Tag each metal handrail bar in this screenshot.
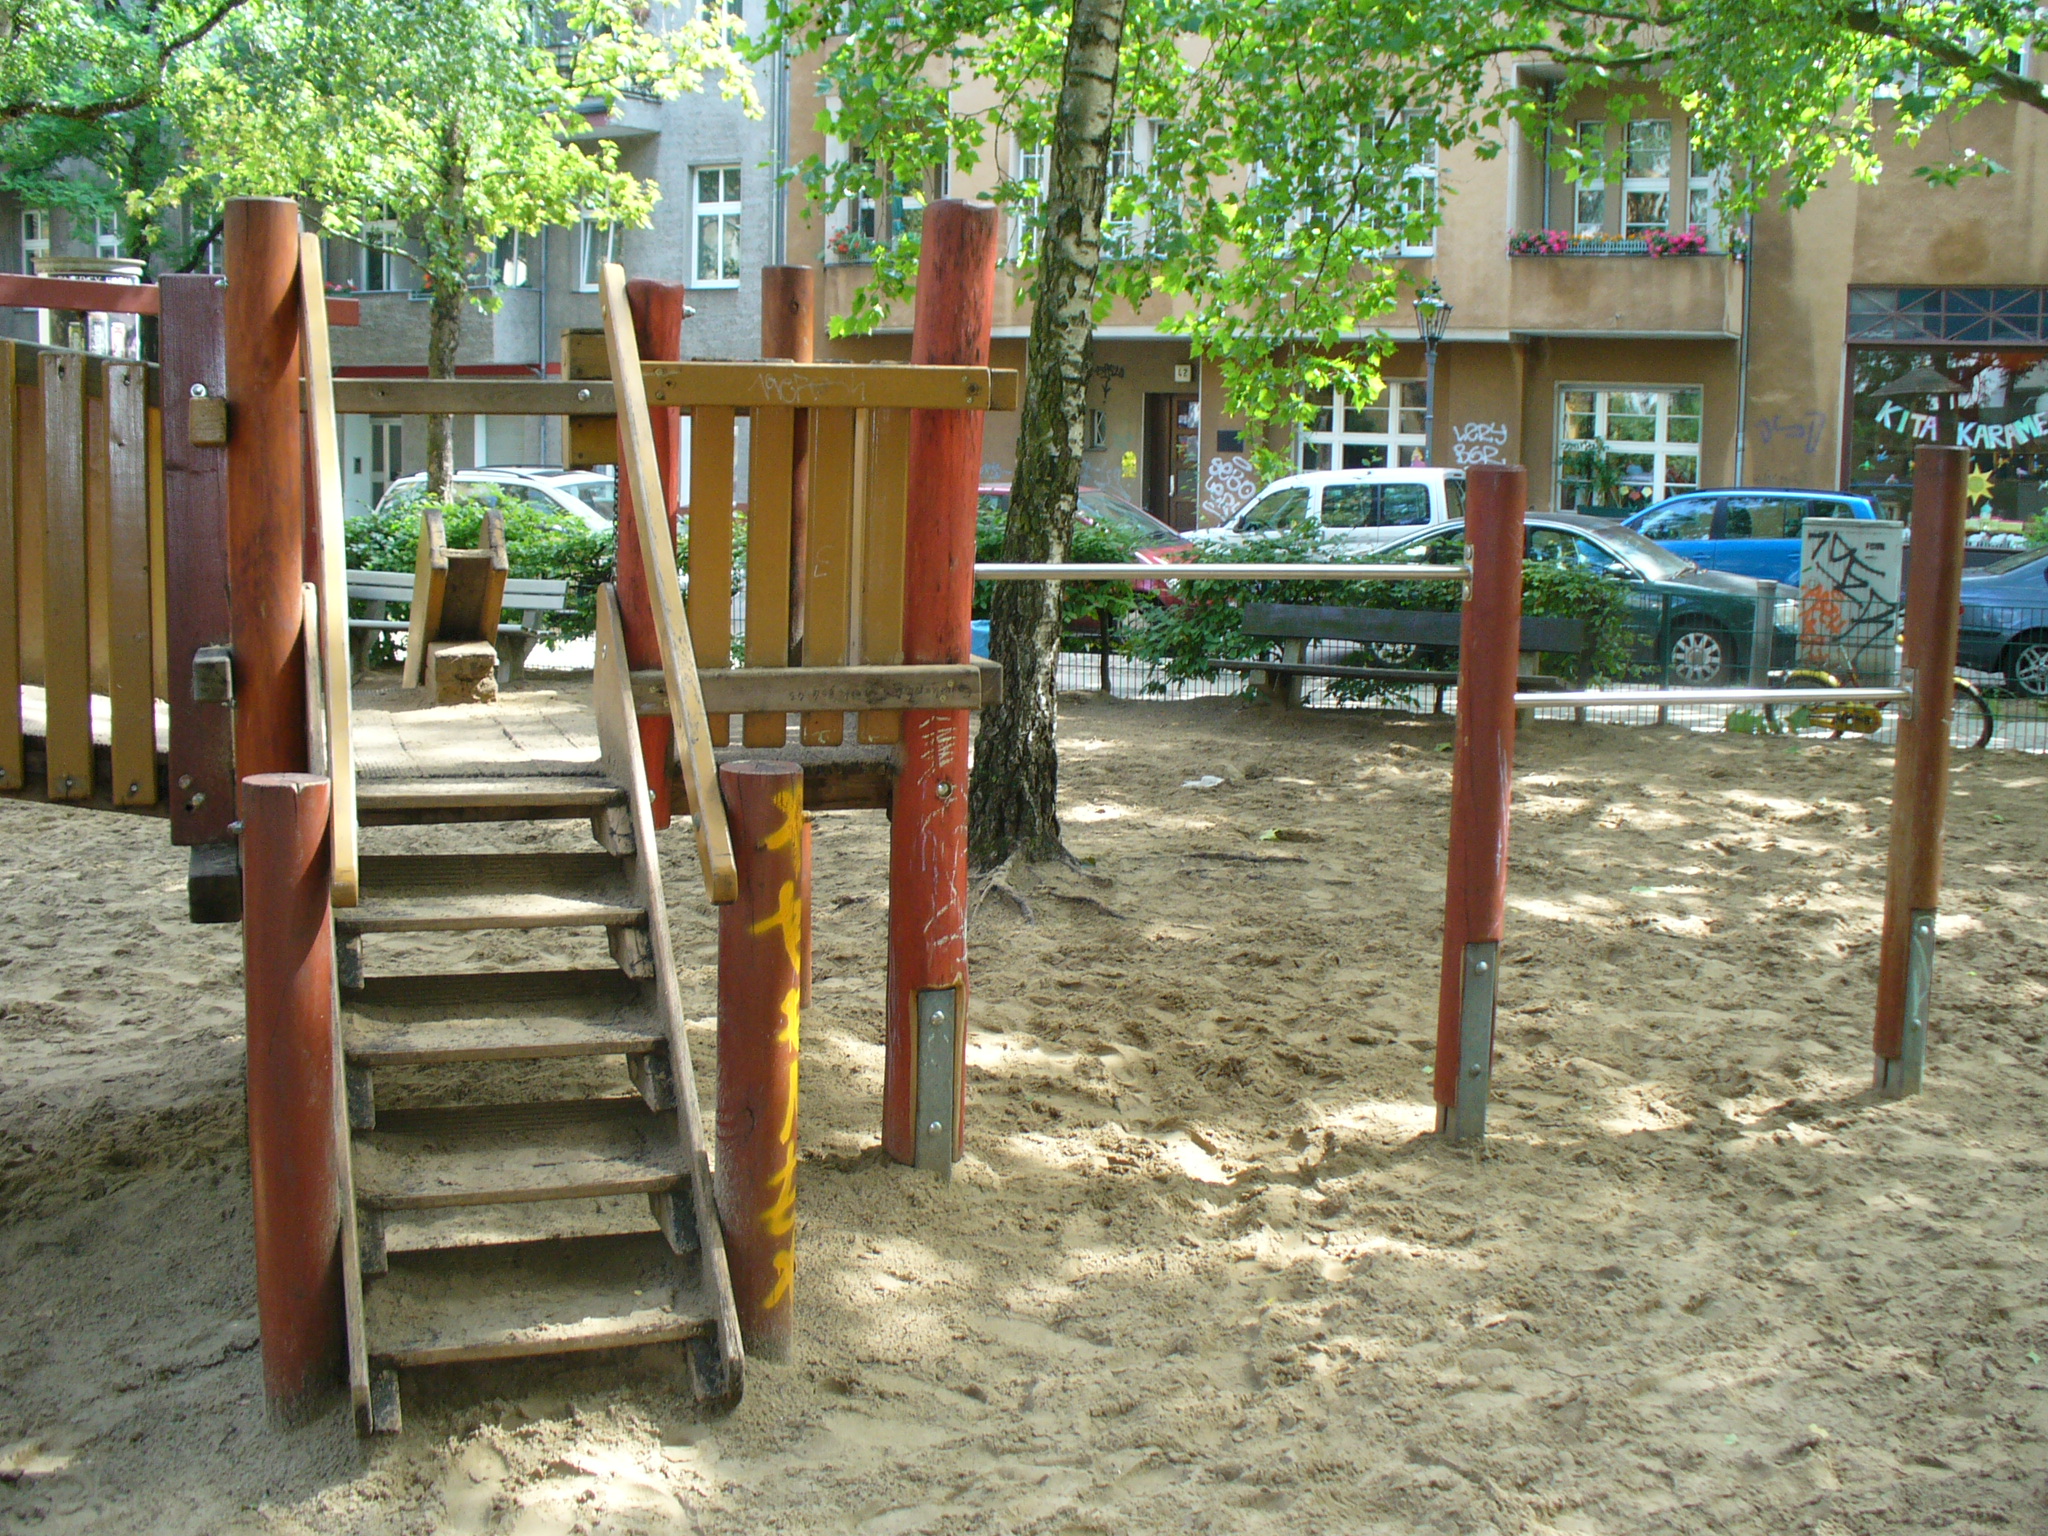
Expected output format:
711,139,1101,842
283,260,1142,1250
974,562,1467,581
1514,686,1909,708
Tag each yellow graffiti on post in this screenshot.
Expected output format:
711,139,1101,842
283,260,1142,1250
752,880,804,973
764,786,802,851
759,981,801,1314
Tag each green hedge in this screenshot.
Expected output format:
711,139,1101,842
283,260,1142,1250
1119,528,1638,693
973,503,1147,630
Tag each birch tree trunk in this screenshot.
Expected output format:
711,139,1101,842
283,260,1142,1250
424,131,465,497
967,0,1126,868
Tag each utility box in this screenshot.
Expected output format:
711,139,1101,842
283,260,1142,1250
1798,517,1904,683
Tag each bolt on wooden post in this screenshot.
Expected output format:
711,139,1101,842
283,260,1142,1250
716,761,807,1359
1435,464,1527,1142
241,771,342,1417
884,201,998,1175
1874,445,1969,1096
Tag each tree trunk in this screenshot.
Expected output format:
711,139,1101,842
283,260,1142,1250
967,0,1126,869
424,130,466,497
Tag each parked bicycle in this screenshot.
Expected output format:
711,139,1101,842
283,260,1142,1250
1763,664,1994,749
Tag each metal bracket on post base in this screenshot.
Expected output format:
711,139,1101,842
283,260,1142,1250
1877,910,1934,1097
1439,941,1498,1142
915,987,960,1178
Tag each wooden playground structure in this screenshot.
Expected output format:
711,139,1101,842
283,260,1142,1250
0,194,1972,1433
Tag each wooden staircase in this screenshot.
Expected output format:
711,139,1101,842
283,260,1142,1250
330,600,742,1432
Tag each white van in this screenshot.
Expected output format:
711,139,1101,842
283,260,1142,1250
1193,468,1467,555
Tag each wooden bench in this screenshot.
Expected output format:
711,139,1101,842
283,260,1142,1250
346,567,572,687
1219,602,1595,713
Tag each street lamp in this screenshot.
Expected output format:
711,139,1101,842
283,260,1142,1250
1413,279,1452,466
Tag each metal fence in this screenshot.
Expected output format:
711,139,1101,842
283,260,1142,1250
1054,599,2048,754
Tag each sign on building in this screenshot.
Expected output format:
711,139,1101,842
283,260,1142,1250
1798,518,1904,683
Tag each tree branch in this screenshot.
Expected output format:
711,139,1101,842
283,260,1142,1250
1841,5,2048,116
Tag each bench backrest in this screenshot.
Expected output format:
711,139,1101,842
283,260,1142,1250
1242,602,1587,654
346,567,571,611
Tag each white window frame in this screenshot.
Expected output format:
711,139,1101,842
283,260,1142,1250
1622,119,1673,237
21,208,50,271
1298,380,1429,471
1686,152,1728,248
1555,384,1702,512
1398,127,1439,258
1571,121,1606,236
94,213,121,260
361,217,409,293
692,165,743,287
1007,137,1049,262
576,217,617,292
492,230,529,288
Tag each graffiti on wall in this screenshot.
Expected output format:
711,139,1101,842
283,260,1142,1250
1798,518,1903,683
1756,410,1828,455
1201,454,1260,525
1450,421,1509,466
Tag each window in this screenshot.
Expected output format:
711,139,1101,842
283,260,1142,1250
1319,483,1373,528
494,231,529,288
21,209,49,271
1102,122,1139,257
1571,122,1606,236
693,166,742,285
1557,386,1702,512
1847,287,2048,344
362,217,409,292
1298,381,1427,470
1622,120,1672,236
1396,115,1439,257
94,214,121,259
1687,153,1728,247
1236,485,1310,532
1378,483,1431,526
1721,496,1807,540
577,218,617,291
1007,139,1049,262
1638,500,1714,540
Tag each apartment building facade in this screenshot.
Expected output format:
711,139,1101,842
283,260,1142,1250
791,62,2048,530
1,0,789,517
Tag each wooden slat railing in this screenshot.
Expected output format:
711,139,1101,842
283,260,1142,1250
299,233,360,905
599,262,740,905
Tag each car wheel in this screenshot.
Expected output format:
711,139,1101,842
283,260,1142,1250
1668,622,1733,687
2006,635,2048,699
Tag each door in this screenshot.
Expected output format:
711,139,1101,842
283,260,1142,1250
1144,392,1201,530
1635,496,1717,569
366,418,403,511
1715,494,1809,584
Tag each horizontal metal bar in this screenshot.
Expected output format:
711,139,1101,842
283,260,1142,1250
1514,686,1910,708
974,563,1467,581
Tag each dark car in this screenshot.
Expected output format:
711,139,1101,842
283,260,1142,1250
1624,490,1878,585
1377,512,1796,685
977,482,1194,562
1959,547,2048,698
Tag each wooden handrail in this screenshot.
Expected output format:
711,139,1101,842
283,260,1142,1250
0,272,362,326
599,262,739,905
297,234,360,906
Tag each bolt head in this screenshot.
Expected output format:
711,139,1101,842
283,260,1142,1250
928,1120,942,1134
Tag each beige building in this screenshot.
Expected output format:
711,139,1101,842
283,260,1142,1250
788,65,2048,529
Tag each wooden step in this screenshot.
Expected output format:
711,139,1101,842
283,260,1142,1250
353,1098,680,1211
356,776,625,826
344,970,663,1067
364,1232,714,1368
339,853,642,935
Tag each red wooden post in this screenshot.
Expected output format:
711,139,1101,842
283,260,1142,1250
240,771,342,1416
761,267,814,663
614,279,687,827
1874,445,1968,1096
1435,464,1527,1141
884,201,998,1172
223,198,310,798
716,760,806,1359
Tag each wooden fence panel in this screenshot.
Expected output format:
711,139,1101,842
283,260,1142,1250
856,407,910,745
41,351,90,799
688,404,736,748
801,407,858,746
86,370,110,698
106,362,155,806
742,404,795,748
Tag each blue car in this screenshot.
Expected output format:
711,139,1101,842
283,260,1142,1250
1959,547,2048,698
1624,490,1878,585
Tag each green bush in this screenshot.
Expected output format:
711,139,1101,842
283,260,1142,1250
973,501,1147,632
1120,529,1638,693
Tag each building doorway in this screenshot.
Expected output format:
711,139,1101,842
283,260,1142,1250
1144,392,1200,530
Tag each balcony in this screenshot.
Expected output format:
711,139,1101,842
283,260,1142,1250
1502,240,1744,339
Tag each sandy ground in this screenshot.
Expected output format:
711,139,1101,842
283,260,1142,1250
3,693,2048,1535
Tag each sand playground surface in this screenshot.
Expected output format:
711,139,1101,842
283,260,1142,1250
3,692,2047,1534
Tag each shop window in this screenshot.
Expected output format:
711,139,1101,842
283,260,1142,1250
1622,120,1672,236
1557,385,1702,512
1299,380,1428,470
1849,342,2048,522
